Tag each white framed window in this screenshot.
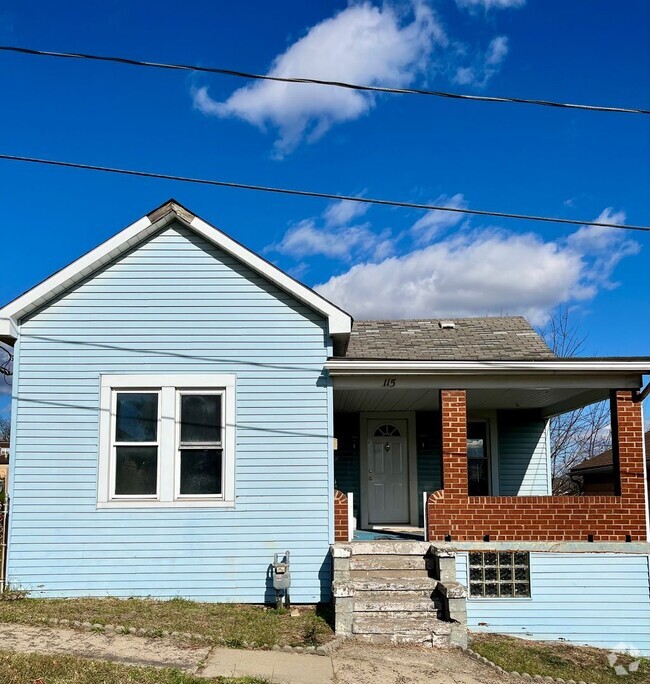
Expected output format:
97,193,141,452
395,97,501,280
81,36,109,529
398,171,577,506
98,375,236,508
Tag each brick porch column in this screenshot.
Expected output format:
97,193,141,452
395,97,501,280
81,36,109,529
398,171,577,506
440,390,468,498
611,390,646,505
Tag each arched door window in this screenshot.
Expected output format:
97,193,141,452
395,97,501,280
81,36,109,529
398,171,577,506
373,424,401,438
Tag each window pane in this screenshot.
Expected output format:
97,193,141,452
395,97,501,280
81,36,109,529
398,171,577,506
180,449,222,495
467,422,489,495
180,394,221,444
116,393,158,442
115,446,157,495
468,459,490,495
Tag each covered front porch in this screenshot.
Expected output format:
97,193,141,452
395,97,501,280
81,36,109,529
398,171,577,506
330,359,649,543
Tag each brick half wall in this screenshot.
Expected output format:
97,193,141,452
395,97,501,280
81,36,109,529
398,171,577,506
428,390,648,542
334,490,349,542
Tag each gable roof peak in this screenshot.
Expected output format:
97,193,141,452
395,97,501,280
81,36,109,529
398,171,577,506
147,198,197,225
0,200,352,341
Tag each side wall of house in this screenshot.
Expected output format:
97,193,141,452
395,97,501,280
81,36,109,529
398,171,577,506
8,222,332,602
457,551,650,655
497,413,550,495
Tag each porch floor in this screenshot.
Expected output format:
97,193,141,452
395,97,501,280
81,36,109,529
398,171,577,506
353,526,425,541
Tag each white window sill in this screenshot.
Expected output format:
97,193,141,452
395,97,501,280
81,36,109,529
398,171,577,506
97,500,235,510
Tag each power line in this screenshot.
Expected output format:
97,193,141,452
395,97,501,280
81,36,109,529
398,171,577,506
2,45,649,116
1,153,648,233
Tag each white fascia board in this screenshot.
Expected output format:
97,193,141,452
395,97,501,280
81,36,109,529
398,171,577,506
0,215,155,324
325,360,650,374
189,216,351,335
0,318,17,341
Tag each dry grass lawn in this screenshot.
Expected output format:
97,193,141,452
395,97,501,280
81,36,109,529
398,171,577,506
471,633,650,684
0,597,334,648
0,650,267,684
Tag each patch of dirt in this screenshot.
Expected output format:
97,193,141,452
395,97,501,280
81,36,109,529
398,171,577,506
332,640,513,684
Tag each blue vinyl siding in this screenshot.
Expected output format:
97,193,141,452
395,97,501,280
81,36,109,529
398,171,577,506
457,552,650,655
416,411,441,525
498,414,550,495
8,222,332,602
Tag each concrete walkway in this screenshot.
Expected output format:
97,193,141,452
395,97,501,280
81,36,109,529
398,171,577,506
0,623,508,684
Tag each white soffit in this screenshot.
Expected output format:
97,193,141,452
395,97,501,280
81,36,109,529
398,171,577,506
0,203,352,338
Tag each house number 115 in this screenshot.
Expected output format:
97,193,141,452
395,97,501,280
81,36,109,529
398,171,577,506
383,378,396,388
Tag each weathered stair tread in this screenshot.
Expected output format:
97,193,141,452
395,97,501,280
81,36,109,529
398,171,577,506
345,541,432,556
348,577,439,591
350,555,436,571
353,597,440,612
352,614,453,635
349,569,433,579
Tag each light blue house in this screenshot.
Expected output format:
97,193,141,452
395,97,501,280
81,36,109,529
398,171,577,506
1,200,649,654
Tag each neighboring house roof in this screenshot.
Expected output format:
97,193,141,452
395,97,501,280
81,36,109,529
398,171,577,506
571,430,650,474
0,199,352,341
342,316,556,361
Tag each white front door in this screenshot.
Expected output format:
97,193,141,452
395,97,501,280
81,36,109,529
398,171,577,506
367,419,409,524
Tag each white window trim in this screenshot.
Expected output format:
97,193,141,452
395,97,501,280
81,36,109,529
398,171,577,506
98,374,236,509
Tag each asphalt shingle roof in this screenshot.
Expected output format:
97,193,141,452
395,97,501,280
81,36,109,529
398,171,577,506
341,316,556,361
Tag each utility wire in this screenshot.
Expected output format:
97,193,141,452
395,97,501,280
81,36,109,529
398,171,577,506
2,45,649,116
1,153,648,233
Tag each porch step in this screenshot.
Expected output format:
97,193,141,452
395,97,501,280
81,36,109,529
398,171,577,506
352,632,451,646
345,541,431,555
354,595,442,613
349,568,433,579
350,555,436,571
353,613,452,637
346,577,439,592
333,542,467,648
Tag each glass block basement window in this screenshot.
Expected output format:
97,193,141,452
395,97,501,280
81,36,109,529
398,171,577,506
469,551,531,598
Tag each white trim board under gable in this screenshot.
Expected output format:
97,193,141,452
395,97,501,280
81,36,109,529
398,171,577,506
0,200,352,341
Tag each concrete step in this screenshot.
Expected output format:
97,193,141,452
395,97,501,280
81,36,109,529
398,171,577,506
352,613,452,636
350,555,435,571
345,541,432,556
349,568,433,580
353,596,440,613
346,577,439,592
353,632,451,647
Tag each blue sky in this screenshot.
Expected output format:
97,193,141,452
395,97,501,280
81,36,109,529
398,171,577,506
0,0,648,414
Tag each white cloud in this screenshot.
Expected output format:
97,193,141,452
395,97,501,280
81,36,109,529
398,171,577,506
567,208,640,290
456,0,526,10
323,198,369,227
453,36,509,88
193,2,445,156
485,35,509,66
269,199,393,262
314,209,638,325
410,193,467,243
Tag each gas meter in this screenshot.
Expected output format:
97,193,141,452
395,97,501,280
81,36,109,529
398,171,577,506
272,551,291,609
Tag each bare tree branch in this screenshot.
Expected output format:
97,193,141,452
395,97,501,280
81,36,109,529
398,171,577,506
541,306,611,495
0,343,12,385
0,417,9,442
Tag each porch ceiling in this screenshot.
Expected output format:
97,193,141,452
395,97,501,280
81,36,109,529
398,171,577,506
333,386,610,416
